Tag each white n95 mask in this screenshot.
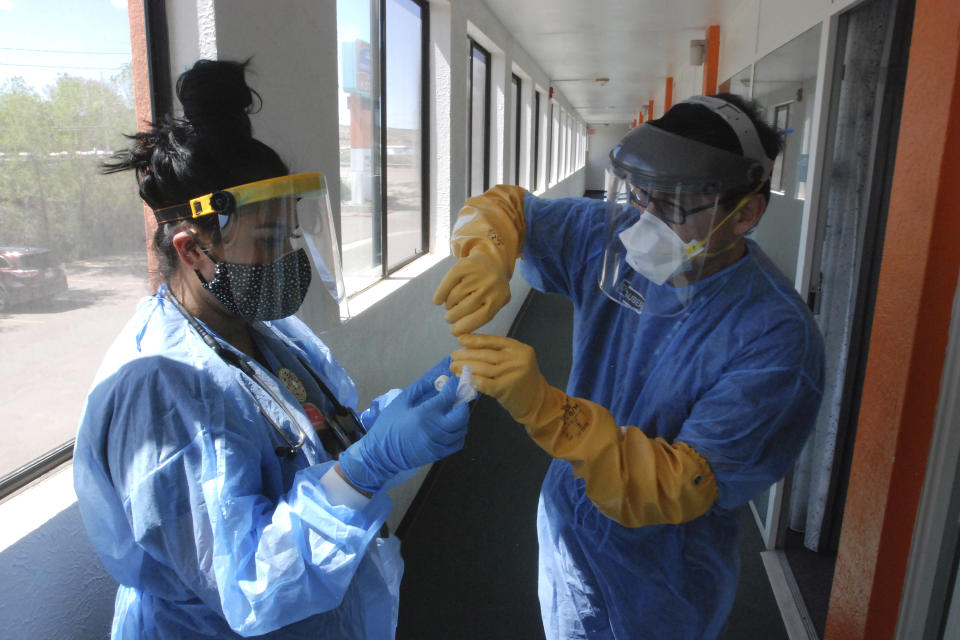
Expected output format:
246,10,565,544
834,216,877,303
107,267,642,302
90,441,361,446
618,211,705,286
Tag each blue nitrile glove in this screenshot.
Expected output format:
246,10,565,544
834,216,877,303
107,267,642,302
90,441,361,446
338,362,470,494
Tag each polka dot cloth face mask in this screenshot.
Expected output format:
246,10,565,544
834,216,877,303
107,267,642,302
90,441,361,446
200,248,313,321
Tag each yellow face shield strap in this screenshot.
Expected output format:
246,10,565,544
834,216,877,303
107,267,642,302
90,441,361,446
682,182,764,258
189,172,325,219
152,173,326,225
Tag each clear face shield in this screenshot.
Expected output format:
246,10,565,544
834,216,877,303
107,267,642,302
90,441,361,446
183,173,348,323
598,101,772,317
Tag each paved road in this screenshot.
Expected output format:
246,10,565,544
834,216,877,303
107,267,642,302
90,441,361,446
0,254,151,478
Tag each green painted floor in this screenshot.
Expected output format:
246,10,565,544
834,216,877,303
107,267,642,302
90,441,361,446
397,291,788,639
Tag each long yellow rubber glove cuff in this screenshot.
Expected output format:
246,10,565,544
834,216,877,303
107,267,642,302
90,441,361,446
523,386,718,527
433,185,527,335
453,333,718,528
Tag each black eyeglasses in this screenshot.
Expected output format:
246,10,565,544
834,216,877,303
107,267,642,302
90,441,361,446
629,187,720,225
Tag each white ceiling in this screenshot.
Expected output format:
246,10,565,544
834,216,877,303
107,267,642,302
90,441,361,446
482,0,730,125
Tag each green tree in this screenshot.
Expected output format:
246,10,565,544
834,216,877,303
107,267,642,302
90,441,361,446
0,70,142,261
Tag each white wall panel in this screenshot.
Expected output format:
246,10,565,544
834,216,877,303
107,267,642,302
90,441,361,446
755,0,829,60
719,0,761,83
585,124,629,192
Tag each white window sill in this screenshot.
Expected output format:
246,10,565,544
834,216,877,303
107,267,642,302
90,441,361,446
0,463,75,552
346,252,449,317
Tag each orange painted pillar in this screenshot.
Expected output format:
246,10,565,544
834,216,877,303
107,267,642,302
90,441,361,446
703,25,720,96
648,99,655,120
665,77,673,111
824,0,960,637
126,0,161,290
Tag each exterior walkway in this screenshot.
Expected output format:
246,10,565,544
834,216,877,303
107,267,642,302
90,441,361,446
397,290,789,639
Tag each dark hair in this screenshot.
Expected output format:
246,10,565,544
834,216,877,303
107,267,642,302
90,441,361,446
650,93,782,203
102,59,289,281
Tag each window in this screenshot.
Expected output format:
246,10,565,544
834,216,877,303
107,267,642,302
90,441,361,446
557,108,564,180
770,103,789,194
511,73,521,185
531,90,541,191
468,39,491,197
384,0,428,270
547,101,555,185
550,102,560,184
0,0,144,491
336,0,429,294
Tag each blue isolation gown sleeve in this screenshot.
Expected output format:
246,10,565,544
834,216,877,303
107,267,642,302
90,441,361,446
76,339,395,637
517,193,609,303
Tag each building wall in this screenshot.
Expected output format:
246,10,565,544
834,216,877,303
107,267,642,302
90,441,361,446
585,123,630,193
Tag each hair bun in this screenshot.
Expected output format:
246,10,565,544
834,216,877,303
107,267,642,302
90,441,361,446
177,59,257,137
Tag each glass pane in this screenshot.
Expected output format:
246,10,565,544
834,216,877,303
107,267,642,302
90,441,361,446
551,103,559,184
469,43,489,197
750,25,821,283
385,0,423,269
547,103,556,184
512,75,520,185
531,91,540,190
337,0,381,294
0,0,143,478
558,108,563,178
754,485,770,523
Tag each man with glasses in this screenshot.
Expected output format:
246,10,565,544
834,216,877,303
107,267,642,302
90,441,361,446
433,94,825,639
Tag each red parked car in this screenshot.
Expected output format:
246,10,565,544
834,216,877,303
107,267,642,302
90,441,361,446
0,247,69,312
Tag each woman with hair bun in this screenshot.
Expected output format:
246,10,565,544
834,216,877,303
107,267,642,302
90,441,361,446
73,59,471,639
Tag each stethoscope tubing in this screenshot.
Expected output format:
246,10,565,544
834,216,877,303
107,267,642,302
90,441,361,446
164,290,323,458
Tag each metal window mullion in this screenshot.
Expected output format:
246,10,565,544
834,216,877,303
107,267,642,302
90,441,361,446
378,0,389,277
533,91,539,191
0,440,74,501
482,45,491,192
418,0,429,254
468,40,475,196
513,74,521,185
143,0,172,121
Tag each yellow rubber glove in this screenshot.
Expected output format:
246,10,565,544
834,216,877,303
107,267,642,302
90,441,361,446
433,185,527,336
452,334,719,527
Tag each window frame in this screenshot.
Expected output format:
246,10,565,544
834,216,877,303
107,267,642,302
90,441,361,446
0,0,167,501
547,101,557,185
770,102,790,195
531,90,540,191
512,73,521,185
376,0,431,274
467,38,491,196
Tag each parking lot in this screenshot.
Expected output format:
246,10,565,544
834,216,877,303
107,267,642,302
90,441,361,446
0,254,151,478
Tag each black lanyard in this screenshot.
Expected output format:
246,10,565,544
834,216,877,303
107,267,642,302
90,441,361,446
164,290,365,457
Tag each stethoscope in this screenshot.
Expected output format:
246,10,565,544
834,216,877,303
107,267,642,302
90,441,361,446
164,290,366,458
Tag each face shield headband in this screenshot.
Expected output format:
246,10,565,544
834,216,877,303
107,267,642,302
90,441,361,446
156,172,349,324
608,97,773,197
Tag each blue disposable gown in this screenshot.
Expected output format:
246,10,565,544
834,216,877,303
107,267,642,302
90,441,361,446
518,194,825,639
74,288,403,638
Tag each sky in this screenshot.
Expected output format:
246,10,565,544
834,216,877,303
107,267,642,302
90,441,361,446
0,0,419,130
0,0,131,93
337,0,421,130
